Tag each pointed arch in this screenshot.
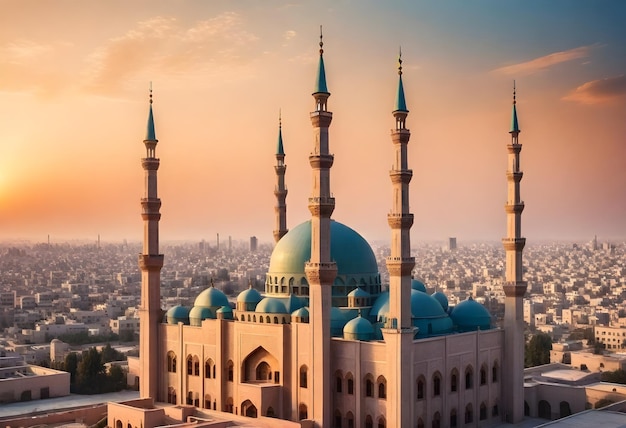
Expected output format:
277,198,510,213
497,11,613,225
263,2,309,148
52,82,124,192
299,403,308,420
167,351,177,373
449,408,457,428
465,365,473,389
334,409,342,428
480,363,488,385
417,375,425,400
432,411,441,428
226,360,234,382
480,401,487,420
242,346,279,383
377,415,386,428
364,373,374,397
241,399,257,418
432,371,442,396
450,368,459,392
492,360,500,383
464,403,473,424
205,358,214,379
377,375,387,399
300,365,308,388
335,370,343,393
346,411,354,428
365,415,373,428
346,372,354,394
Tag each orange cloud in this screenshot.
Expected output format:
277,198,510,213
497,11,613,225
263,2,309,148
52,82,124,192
563,75,626,105
83,13,259,94
492,45,596,76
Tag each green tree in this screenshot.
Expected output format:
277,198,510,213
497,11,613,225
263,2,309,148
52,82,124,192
101,343,123,363
64,352,79,384
601,369,626,384
108,365,127,390
525,332,552,367
77,347,105,392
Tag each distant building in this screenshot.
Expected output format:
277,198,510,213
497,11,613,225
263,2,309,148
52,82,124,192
449,237,457,251
250,236,258,252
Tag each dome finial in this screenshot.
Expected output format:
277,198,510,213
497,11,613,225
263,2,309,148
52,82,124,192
510,81,520,133
513,80,516,105
398,46,403,76
319,25,324,55
149,81,153,104
279,108,282,128
210,278,214,288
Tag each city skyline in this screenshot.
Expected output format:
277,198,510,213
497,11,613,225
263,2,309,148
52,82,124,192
1,1,625,243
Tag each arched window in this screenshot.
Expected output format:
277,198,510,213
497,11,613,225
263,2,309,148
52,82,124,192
204,394,211,409
492,361,499,383
432,412,440,428
346,412,354,428
465,366,473,389
336,373,343,393
186,355,193,375
266,316,271,323
377,375,387,399
433,372,441,396
299,403,308,420
167,351,177,373
187,391,193,405
267,406,275,417
260,316,263,323
334,409,342,428
417,376,425,400
257,361,271,381
493,401,500,417
365,375,374,397
377,416,386,428
274,316,279,324
365,415,373,428
450,408,457,428
480,364,487,385
167,386,176,404
417,418,424,428
560,401,572,418
300,365,308,388
213,364,216,378
194,356,200,376
227,360,234,382
465,404,473,424
346,372,354,394
450,369,458,392
480,402,487,420
205,359,212,378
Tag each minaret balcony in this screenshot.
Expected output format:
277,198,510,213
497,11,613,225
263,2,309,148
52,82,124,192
387,213,414,229
305,261,338,284
502,238,526,251
385,257,416,276
506,144,522,154
308,196,335,217
506,171,523,181
274,165,286,174
141,158,160,170
389,169,413,184
309,110,333,127
141,198,162,212
504,202,524,214
309,153,334,169
502,281,528,297
138,254,164,270
391,129,411,143
274,189,288,198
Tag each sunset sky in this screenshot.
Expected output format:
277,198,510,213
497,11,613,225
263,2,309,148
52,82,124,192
1,0,625,245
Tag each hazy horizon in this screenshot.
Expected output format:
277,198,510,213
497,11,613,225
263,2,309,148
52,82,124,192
1,1,625,244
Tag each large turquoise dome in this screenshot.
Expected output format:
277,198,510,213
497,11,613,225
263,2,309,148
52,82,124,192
265,220,381,304
450,297,493,332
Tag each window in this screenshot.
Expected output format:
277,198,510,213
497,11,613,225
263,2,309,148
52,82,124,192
450,409,457,428
347,376,354,394
227,361,234,382
194,357,200,376
346,412,354,428
205,359,213,378
365,415,373,428
187,355,193,375
299,403,308,420
465,367,473,389
417,377,425,399
493,403,499,417
167,352,177,373
377,376,387,399
433,373,441,396
300,365,308,388
432,412,440,428
492,361,499,383
365,377,374,397
417,418,424,428
336,376,342,393
377,416,386,428
480,365,487,385
465,404,473,424
334,410,342,428
451,371,458,392
480,402,487,420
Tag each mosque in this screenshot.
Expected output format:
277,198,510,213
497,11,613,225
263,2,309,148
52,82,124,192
134,33,527,428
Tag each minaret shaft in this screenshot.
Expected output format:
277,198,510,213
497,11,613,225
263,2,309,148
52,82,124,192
502,89,526,423
139,102,164,402
304,33,336,427
384,59,415,428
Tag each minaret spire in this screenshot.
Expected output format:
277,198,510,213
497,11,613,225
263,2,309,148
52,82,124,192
304,27,336,428
273,110,288,243
138,84,164,401
502,82,527,423
384,50,416,428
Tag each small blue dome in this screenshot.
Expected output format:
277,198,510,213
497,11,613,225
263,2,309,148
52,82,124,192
348,287,370,298
237,287,262,304
256,297,288,314
343,315,374,341
194,285,229,309
432,291,449,312
291,306,309,319
216,305,234,320
411,279,427,292
450,297,493,332
189,306,214,326
166,305,190,325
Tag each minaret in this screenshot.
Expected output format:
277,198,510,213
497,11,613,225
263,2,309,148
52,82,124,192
384,49,416,427
273,111,288,243
304,27,336,428
502,82,527,423
138,85,164,401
